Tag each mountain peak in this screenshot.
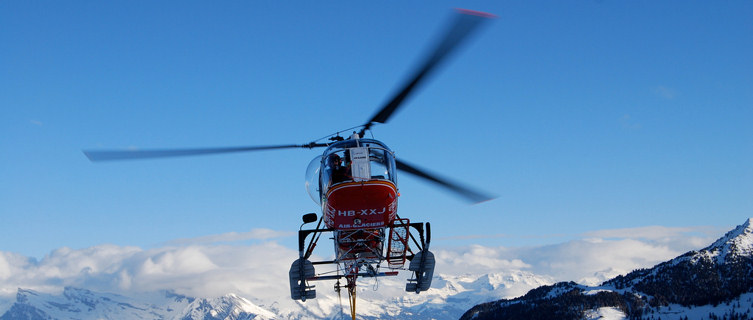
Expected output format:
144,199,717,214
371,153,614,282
15,289,38,304
703,218,753,261
462,219,753,320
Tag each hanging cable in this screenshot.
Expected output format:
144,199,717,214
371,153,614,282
335,278,345,320
349,286,357,320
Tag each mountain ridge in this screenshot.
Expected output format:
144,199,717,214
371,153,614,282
461,218,753,320
0,270,551,320
1,219,749,319
0,286,277,320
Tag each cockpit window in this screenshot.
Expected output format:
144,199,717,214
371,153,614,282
369,148,392,181
320,139,397,194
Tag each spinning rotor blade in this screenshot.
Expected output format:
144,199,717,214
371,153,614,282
360,9,495,136
396,159,494,204
84,143,327,162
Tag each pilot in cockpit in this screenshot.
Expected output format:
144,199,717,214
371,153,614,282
329,153,351,184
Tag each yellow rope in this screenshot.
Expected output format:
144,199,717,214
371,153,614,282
349,287,357,320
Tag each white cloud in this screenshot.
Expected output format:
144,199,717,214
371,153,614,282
435,224,724,285
0,242,300,300
0,224,726,302
139,246,218,275
519,238,677,284
434,245,530,276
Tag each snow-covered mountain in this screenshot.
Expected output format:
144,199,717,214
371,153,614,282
461,218,753,320
0,287,276,320
0,219,743,319
0,270,551,320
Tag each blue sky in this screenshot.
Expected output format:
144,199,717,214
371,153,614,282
1,1,752,259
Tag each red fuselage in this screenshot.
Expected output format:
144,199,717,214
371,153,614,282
324,180,398,230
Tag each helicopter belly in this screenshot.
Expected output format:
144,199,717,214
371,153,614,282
324,180,397,230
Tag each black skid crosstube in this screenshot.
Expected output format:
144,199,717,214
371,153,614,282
289,217,435,301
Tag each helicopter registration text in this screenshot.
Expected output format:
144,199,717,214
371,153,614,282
324,180,398,230
336,208,387,217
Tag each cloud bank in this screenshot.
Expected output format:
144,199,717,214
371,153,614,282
0,225,725,301
0,242,298,299
437,224,724,284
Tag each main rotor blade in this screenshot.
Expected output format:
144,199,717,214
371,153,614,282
84,143,327,162
361,9,495,135
395,158,495,204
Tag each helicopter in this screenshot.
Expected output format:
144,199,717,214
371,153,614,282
84,8,495,320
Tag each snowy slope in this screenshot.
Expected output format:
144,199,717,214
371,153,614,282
0,287,275,320
461,218,753,320
705,217,753,262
